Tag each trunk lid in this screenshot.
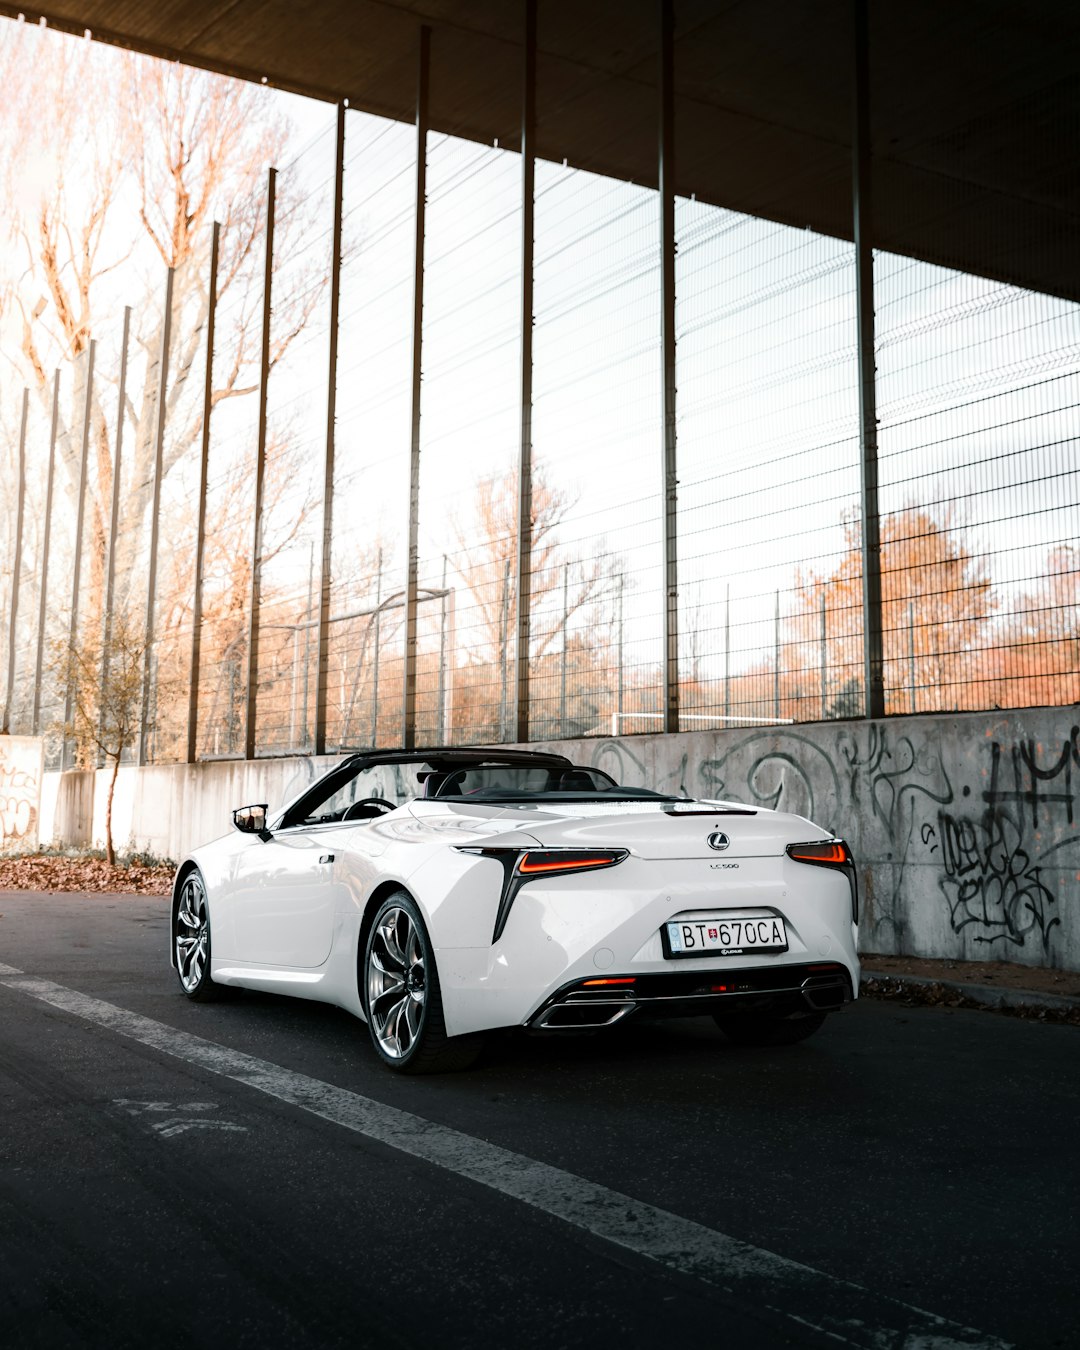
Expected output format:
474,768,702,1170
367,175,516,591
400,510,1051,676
502,800,831,860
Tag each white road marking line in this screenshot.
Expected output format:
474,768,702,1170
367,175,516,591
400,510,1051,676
0,965,1010,1350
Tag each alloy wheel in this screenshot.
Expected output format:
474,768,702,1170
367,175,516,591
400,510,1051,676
367,906,426,1059
175,873,210,993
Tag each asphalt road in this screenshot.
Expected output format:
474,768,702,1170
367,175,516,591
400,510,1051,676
0,892,1076,1350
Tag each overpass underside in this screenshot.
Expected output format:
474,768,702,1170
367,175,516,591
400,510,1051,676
6,0,1078,301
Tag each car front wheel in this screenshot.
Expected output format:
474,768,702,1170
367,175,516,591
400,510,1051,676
363,892,485,1074
174,868,221,1001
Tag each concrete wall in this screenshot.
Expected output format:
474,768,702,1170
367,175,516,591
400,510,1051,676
0,736,45,850
40,756,330,862
38,705,1080,970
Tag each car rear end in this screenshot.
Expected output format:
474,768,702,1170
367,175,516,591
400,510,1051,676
436,801,859,1039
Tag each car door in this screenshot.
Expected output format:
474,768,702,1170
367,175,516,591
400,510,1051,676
228,825,344,968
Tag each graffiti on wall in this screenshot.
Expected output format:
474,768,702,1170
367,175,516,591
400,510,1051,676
572,717,1080,960
0,736,44,851
931,729,1078,952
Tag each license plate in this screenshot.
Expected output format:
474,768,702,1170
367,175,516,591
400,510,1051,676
663,915,788,958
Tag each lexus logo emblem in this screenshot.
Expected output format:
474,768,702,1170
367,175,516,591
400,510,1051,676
707,832,730,851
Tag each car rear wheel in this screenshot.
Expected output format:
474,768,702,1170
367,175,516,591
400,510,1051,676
174,868,222,1001
713,1009,827,1046
363,892,486,1074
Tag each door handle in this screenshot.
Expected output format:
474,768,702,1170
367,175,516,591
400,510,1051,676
319,854,335,864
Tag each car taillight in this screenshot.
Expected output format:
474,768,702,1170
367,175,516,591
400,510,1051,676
455,846,629,943
786,839,858,925
518,850,626,876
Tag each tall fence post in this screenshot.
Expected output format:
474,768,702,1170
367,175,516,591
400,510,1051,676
617,572,625,731
402,26,430,751
514,0,537,746
140,270,174,765
559,561,569,733
100,307,131,756
724,583,731,723
316,103,347,757
853,0,885,719
773,588,781,720
437,554,449,741
2,388,29,734
245,170,276,761
187,224,220,764
64,340,96,769
32,369,61,736
659,0,680,735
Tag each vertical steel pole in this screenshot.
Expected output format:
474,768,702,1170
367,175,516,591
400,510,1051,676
64,340,96,767
617,572,625,729
854,0,885,719
559,561,569,734
187,224,220,764
723,583,730,723
2,389,29,734
402,26,430,750
820,590,827,719
139,270,174,765
773,588,780,720
437,553,448,742
659,0,680,735
245,170,276,761
514,0,537,745
301,541,313,747
316,103,346,756
32,370,61,735
445,582,456,741
100,306,131,754
371,548,383,746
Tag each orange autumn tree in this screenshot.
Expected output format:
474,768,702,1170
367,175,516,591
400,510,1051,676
990,545,1080,707
789,506,997,715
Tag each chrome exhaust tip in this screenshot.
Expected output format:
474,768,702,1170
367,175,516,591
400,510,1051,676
533,1001,637,1030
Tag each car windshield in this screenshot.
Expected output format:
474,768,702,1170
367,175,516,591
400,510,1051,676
279,755,676,827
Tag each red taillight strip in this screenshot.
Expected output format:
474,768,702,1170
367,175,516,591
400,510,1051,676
786,839,858,925
786,841,850,866
582,977,636,987
518,852,619,874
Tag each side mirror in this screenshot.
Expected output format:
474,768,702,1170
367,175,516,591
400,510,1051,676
233,804,270,838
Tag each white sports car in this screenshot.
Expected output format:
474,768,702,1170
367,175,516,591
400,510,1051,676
171,747,859,1072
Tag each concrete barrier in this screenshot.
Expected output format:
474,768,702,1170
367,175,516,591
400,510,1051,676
0,736,45,851
36,705,1080,971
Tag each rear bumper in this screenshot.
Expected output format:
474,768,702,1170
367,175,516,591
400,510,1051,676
527,961,853,1032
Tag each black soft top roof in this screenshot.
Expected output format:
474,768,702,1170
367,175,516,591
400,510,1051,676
338,746,574,772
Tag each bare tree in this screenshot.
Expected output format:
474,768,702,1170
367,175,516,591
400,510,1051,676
56,606,176,863
0,24,327,624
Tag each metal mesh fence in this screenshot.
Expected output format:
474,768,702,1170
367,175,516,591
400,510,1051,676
328,111,417,751
416,132,522,745
873,252,1080,714
1,4,1077,764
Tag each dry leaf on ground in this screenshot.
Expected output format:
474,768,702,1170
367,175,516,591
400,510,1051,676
0,856,173,895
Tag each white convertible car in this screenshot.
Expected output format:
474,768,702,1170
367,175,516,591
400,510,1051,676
171,747,859,1072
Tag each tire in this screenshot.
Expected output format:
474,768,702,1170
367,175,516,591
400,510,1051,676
713,1009,827,1047
173,868,222,1002
363,892,486,1074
